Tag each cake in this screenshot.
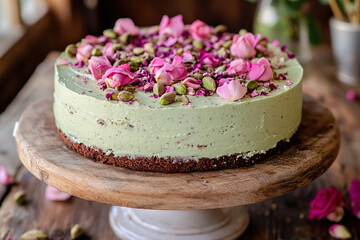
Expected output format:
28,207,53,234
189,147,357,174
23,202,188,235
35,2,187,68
53,15,303,173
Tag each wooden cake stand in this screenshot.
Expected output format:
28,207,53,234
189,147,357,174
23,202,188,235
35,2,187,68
14,97,340,240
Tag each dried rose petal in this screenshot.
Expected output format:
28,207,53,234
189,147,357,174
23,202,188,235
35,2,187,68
0,166,13,186
216,80,247,102
326,205,345,222
45,185,71,201
349,179,360,219
329,224,352,239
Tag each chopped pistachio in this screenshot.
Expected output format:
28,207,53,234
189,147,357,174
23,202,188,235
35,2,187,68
215,65,226,72
159,91,176,105
70,224,84,239
239,29,248,35
117,91,135,102
91,48,102,56
214,25,227,34
130,56,143,64
65,44,77,57
21,229,48,240
14,190,26,205
173,83,187,95
202,77,216,91
133,47,144,55
153,83,165,96
193,41,204,50
120,33,130,43
223,40,232,49
246,80,258,90
103,29,117,39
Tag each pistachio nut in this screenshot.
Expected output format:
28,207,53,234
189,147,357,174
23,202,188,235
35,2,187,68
21,230,48,240
133,47,144,55
177,94,190,104
143,43,155,54
130,56,143,64
117,91,135,102
223,40,232,49
153,83,165,96
173,83,187,95
104,89,119,100
14,190,26,205
91,48,102,56
70,224,84,239
192,41,204,50
112,43,122,51
245,80,258,90
65,44,77,57
214,25,227,34
217,48,227,58
103,29,117,39
159,91,177,105
120,33,130,43
202,77,216,91
215,65,226,72
239,29,248,36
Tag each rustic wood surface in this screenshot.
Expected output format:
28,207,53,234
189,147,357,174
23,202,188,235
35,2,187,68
0,47,359,239
14,97,339,210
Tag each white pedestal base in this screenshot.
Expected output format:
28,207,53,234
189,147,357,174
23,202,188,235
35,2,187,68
109,206,249,240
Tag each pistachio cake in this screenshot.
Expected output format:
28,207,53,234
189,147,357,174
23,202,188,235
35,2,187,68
53,15,303,173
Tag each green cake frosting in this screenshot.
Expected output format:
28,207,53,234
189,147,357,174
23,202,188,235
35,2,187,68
53,54,302,159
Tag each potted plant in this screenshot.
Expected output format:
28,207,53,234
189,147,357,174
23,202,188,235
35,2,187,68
328,0,360,85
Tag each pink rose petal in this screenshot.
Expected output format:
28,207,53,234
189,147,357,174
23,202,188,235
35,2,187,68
57,58,70,66
216,80,247,101
114,18,139,35
159,15,184,38
45,185,71,201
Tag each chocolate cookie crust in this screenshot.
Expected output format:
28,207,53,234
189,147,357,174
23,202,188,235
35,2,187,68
57,128,294,173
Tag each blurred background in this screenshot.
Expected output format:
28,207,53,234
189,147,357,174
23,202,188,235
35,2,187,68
0,0,334,114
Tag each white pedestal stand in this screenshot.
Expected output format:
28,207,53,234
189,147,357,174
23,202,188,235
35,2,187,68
109,206,249,240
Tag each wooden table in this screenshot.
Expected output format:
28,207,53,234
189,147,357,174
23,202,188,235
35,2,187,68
0,47,359,239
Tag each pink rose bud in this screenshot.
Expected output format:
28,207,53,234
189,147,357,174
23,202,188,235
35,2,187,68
101,64,136,88
159,15,184,37
113,18,139,35
272,39,280,47
0,166,13,186
329,224,352,239
326,205,345,222
45,185,71,201
88,56,112,80
76,43,94,61
102,42,115,57
227,58,251,75
216,80,247,101
199,51,219,67
230,33,260,59
346,90,356,101
189,19,213,41
182,77,202,89
308,186,346,220
349,178,360,219
248,57,273,81
149,57,167,74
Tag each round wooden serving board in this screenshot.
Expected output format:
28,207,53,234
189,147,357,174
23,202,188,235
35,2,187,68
14,97,340,210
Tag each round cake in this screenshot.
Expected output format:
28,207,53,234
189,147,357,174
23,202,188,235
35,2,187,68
53,15,303,173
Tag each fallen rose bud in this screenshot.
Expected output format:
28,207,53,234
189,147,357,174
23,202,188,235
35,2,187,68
45,185,71,201
0,166,13,186
328,224,352,239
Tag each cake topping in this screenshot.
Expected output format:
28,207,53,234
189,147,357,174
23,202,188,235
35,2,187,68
61,15,296,105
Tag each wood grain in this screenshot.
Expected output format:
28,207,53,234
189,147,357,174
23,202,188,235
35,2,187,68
14,97,340,210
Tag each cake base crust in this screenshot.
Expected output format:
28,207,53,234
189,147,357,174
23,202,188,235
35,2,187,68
57,128,294,173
